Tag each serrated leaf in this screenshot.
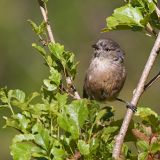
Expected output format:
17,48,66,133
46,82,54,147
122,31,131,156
12,134,35,143
78,140,90,155
8,89,25,103
5,113,30,132
104,4,144,31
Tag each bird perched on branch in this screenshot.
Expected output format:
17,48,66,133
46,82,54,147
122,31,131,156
83,39,126,102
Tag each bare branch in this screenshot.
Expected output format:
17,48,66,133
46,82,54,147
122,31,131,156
144,71,160,91
155,6,160,18
112,31,160,159
38,0,55,43
37,0,81,100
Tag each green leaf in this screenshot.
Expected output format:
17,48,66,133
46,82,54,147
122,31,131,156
50,139,67,160
8,89,25,103
32,123,50,150
138,152,148,160
57,99,88,139
135,107,159,126
48,42,64,60
0,87,8,104
101,126,118,142
89,138,100,152
28,20,46,35
78,140,90,155
132,0,156,14
55,93,68,108
43,79,57,91
136,107,158,118
104,4,144,31
137,140,149,152
26,92,40,104
32,43,47,56
151,142,160,154
12,134,35,143
11,142,46,160
4,113,30,132
49,67,61,86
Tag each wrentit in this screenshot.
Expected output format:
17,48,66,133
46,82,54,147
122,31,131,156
83,39,126,101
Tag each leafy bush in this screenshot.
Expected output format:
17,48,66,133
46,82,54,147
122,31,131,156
1,0,160,159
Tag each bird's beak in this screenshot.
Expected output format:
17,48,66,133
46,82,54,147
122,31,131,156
92,44,99,50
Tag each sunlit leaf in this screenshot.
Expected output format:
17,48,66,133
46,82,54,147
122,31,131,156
32,123,50,150
8,89,25,103
104,4,144,31
11,142,46,160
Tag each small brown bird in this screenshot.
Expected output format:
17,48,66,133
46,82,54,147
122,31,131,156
83,39,126,101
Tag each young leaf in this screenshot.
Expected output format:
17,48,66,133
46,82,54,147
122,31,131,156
48,42,64,60
78,140,90,155
104,4,144,31
8,89,26,103
28,20,46,35
32,43,47,57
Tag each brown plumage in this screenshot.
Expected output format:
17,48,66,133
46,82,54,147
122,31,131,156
83,39,126,101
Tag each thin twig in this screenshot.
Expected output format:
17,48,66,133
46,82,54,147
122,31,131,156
112,31,160,159
144,71,160,91
38,0,55,43
37,0,81,100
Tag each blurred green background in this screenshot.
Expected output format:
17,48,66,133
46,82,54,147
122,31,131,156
0,0,160,159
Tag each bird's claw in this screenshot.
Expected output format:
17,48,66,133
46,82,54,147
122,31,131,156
126,103,137,112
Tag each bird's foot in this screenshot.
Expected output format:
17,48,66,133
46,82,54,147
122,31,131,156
126,102,137,112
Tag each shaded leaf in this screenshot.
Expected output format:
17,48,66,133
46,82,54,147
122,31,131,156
57,99,88,139
78,140,90,155
32,43,47,56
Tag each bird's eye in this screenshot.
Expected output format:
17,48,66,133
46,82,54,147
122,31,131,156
105,47,111,51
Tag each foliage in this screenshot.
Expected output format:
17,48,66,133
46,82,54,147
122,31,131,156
0,0,160,159
103,0,160,34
